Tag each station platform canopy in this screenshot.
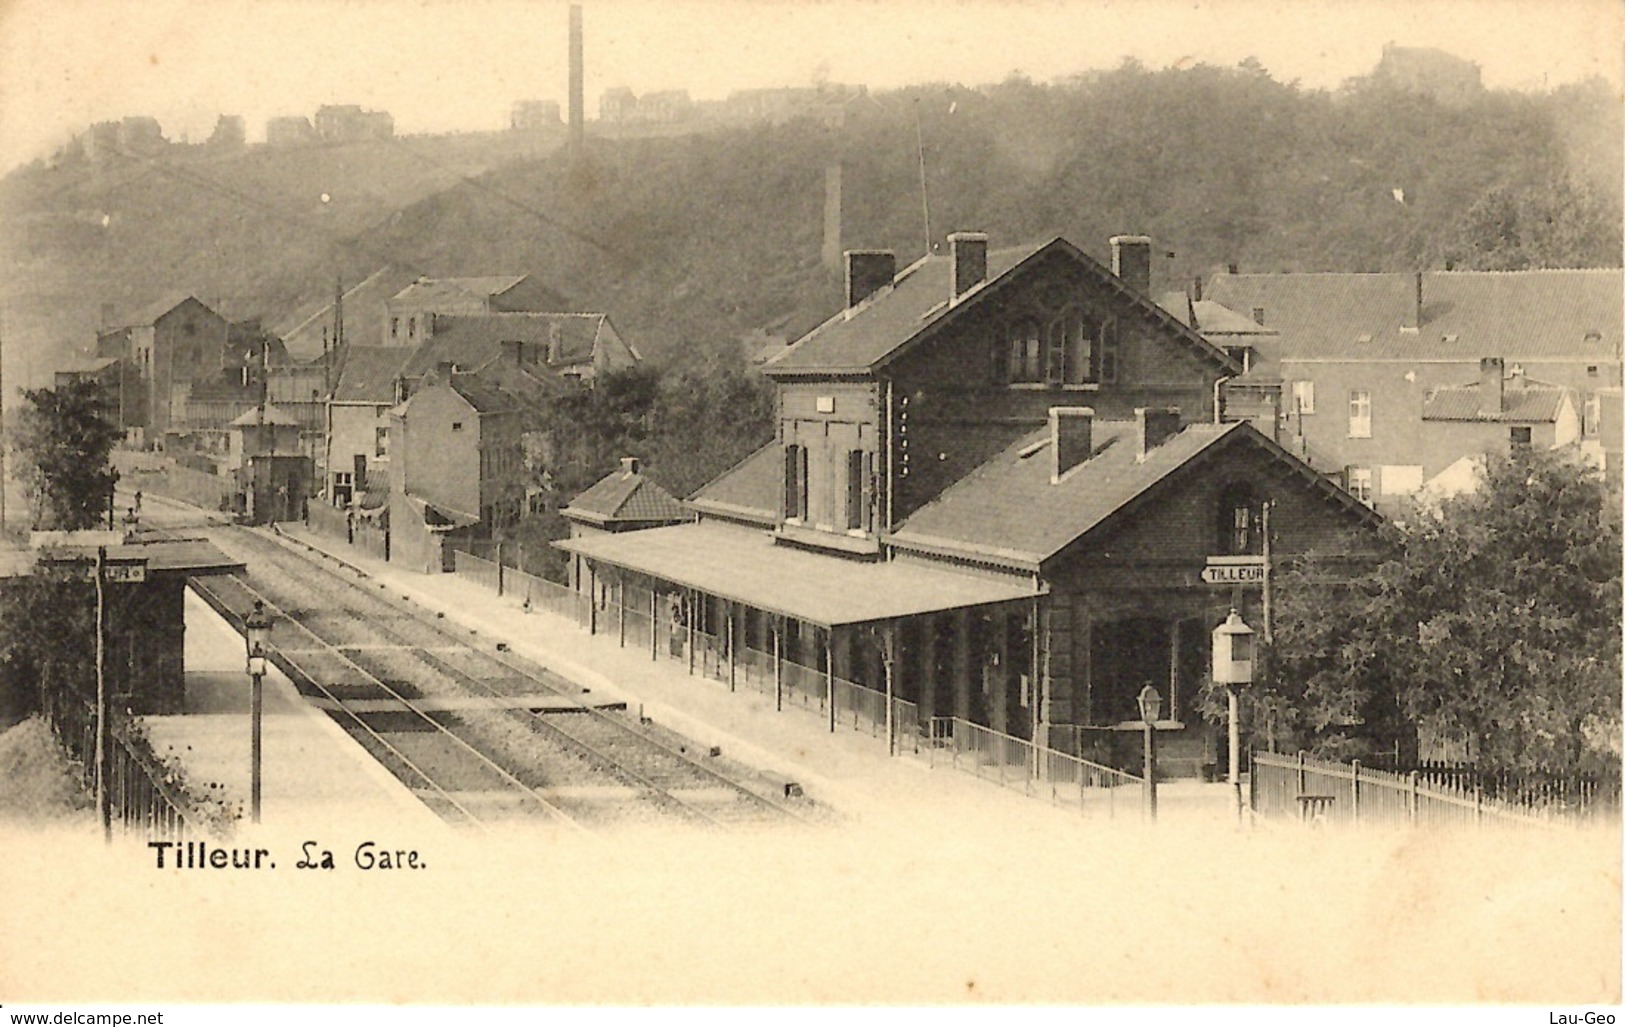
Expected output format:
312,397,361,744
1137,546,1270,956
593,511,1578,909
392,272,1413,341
556,522,1040,629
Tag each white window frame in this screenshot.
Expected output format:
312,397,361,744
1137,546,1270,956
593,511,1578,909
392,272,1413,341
1291,379,1315,415
1346,466,1373,505
1348,390,1372,439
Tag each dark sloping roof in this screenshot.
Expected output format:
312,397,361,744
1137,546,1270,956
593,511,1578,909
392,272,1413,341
564,465,688,525
446,374,521,414
764,237,1241,376
1204,270,1623,363
1422,382,1571,423
333,346,411,403
228,403,302,427
390,275,526,307
127,293,212,328
556,522,1039,628
401,314,609,378
890,419,1374,570
688,443,781,524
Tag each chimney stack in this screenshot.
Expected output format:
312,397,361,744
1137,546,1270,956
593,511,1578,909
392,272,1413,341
568,4,585,151
500,339,524,365
845,250,896,310
1190,275,1203,302
1136,406,1183,459
948,231,988,302
1479,357,1504,417
1110,235,1152,297
1403,271,1424,333
620,455,640,476
1048,407,1094,482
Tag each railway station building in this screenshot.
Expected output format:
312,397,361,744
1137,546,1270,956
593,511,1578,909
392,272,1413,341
558,234,1385,774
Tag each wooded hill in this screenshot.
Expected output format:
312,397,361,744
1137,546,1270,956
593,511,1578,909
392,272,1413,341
2,59,1618,381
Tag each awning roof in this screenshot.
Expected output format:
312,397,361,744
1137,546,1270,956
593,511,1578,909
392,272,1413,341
557,522,1040,628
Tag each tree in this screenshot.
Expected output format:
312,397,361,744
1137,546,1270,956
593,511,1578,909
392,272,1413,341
1248,449,1621,772
10,380,121,531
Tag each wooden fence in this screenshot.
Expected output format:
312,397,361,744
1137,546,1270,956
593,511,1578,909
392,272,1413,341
1249,750,1588,827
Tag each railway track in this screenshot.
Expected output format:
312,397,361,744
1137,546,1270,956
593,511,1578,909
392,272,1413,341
187,525,816,831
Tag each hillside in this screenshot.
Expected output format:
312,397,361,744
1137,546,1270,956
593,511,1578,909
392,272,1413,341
1,60,1618,384
360,63,1624,366
0,128,561,378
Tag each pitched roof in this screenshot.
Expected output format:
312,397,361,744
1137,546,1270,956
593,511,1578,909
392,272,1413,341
126,293,215,328
564,464,688,526
270,265,418,358
890,419,1374,571
332,346,411,403
389,275,527,307
764,237,1240,376
1203,269,1623,364
688,443,781,524
1422,381,1571,423
400,313,610,378
228,403,302,427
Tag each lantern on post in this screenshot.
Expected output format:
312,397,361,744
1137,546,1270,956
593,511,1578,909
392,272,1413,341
1136,684,1162,821
1212,608,1255,824
243,600,275,823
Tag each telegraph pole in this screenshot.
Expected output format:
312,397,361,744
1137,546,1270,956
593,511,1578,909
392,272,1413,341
95,545,111,843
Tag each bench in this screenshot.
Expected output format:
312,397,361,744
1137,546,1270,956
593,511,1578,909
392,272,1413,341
1296,794,1336,822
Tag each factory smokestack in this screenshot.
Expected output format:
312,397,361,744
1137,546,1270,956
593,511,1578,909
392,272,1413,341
568,4,584,151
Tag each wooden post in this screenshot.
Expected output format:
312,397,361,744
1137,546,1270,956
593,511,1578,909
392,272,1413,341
882,623,897,757
772,618,783,712
1261,499,1273,646
825,630,835,733
587,564,598,636
95,546,110,844
990,607,1010,737
618,577,626,647
1409,770,1420,824
687,590,697,675
1168,617,1182,720
726,601,737,692
496,541,504,597
1296,749,1306,797
1350,758,1360,824
952,607,972,723
650,588,658,661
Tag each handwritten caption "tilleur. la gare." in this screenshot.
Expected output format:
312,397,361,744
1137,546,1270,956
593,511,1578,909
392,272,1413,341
147,840,427,871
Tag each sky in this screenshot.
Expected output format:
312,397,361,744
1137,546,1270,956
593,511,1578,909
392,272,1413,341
0,0,1621,171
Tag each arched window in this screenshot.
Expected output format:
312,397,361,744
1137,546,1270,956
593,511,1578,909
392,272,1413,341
1217,482,1261,555
1000,318,1044,384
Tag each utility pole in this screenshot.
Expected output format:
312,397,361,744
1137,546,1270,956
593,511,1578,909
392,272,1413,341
95,545,111,844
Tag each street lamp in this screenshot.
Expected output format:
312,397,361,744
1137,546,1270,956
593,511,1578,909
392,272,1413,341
1136,684,1162,821
243,600,274,823
1211,608,1255,824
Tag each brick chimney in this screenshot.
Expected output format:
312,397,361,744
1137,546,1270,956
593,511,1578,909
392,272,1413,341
1111,235,1152,297
1136,406,1182,459
501,339,524,365
620,455,640,476
1048,407,1094,483
1479,357,1504,417
1402,271,1424,333
845,250,896,310
949,231,988,302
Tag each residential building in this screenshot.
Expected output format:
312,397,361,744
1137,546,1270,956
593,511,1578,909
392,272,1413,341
97,295,230,440
394,312,639,387
228,404,311,525
557,233,1384,776
272,266,419,363
382,275,573,348
562,456,689,588
265,116,317,148
314,105,395,143
325,346,414,507
388,358,559,573
1200,269,1622,511
511,100,562,132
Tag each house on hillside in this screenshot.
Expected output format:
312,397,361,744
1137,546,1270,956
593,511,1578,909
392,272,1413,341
395,312,639,387
96,295,230,441
314,104,394,143
388,358,559,573
324,346,413,508
557,233,1386,776
272,266,419,363
1197,269,1623,513
383,275,574,347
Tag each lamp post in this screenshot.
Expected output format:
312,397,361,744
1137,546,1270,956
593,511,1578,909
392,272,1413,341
243,600,274,823
1211,609,1255,825
1137,684,1162,821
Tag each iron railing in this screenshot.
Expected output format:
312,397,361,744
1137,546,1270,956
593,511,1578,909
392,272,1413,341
929,717,1140,815
1251,751,1552,827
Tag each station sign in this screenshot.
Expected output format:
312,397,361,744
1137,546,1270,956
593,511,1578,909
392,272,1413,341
1201,556,1266,586
48,557,148,583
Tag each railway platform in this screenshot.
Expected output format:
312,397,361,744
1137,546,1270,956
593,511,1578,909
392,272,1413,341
274,522,1239,832
138,587,446,836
